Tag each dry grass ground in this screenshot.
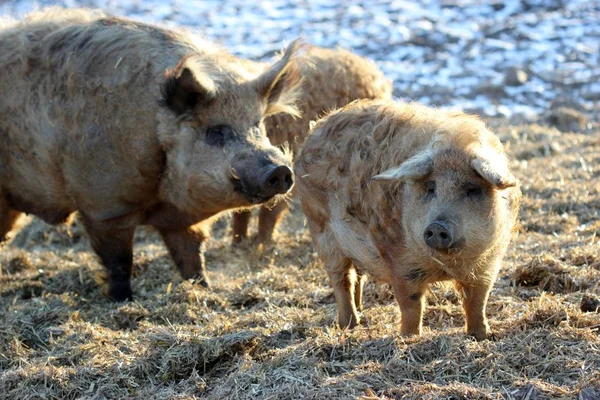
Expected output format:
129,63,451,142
1,119,599,399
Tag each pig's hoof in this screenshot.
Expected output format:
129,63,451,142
198,279,210,288
108,281,133,302
338,315,359,330
400,331,421,338
190,278,210,289
254,235,274,247
469,330,494,341
359,314,369,326
231,236,247,247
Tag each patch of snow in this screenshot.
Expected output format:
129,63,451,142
1,0,598,119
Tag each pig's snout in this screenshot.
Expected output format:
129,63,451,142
260,165,294,197
232,156,294,204
424,221,453,251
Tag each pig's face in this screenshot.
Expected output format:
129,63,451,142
158,42,301,216
401,148,511,258
373,140,517,261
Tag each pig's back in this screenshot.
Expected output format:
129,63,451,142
297,100,434,197
266,47,392,151
0,10,197,221
295,100,442,278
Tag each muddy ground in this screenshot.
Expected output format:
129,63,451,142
0,119,599,399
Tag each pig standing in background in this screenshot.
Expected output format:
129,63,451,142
295,100,521,340
231,46,392,245
0,9,301,301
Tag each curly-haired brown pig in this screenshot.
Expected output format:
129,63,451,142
0,9,302,301
231,47,392,245
295,100,521,340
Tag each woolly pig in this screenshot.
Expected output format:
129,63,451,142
231,46,392,245
295,100,521,340
0,9,301,300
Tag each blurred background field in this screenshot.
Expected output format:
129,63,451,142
2,0,599,122
0,1,599,399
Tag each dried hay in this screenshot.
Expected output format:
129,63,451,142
0,120,599,399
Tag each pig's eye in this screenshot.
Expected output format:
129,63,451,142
424,181,436,202
467,186,483,201
206,125,232,147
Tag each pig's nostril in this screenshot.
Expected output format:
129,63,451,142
268,176,280,188
260,165,294,197
424,222,453,250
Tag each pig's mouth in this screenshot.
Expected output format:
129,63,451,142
426,237,467,258
244,192,277,205
230,164,294,205
232,179,281,205
432,237,466,256
423,220,466,255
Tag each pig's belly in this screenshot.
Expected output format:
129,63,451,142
6,187,74,225
326,195,393,283
328,218,392,284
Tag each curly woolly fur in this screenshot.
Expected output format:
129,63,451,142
231,46,393,244
295,99,521,340
0,8,303,299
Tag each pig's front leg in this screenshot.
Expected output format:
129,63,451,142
392,277,425,337
158,225,210,287
81,216,136,301
456,281,493,340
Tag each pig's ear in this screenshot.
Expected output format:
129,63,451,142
471,156,517,189
372,150,433,182
161,57,217,115
254,39,303,118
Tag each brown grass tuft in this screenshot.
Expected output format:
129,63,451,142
2,254,35,275
0,119,599,398
514,255,582,294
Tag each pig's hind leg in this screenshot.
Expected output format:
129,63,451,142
305,211,360,328
158,224,210,288
231,210,251,245
81,216,135,301
324,251,360,329
256,201,289,244
354,271,366,312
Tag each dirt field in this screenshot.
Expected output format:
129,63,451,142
1,118,599,399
